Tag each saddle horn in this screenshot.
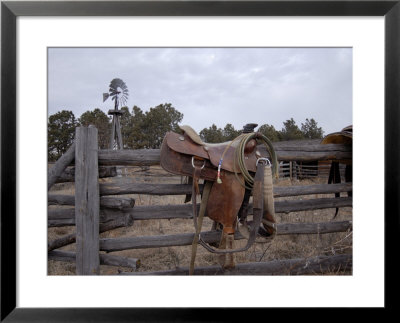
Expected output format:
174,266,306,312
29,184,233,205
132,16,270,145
242,123,258,133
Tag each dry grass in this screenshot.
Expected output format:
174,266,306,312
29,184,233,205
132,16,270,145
48,166,352,275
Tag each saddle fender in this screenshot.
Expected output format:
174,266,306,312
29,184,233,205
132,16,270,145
206,172,246,234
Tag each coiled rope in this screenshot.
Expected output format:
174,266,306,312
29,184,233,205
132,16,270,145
233,132,278,189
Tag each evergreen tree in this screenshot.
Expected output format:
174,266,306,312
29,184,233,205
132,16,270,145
130,106,147,149
48,110,77,161
258,124,280,142
199,124,225,143
222,123,241,141
128,103,183,149
301,118,324,139
119,106,133,148
279,118,304,141
144,103,183,148
78,108,111,149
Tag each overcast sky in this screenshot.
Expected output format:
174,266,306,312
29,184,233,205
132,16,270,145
48,47,352,135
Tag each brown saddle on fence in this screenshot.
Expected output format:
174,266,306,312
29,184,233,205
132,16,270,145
321,125,353,219
160,124,278,270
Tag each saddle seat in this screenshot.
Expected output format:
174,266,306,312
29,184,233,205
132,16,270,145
180,125,235,147
180,125,258,153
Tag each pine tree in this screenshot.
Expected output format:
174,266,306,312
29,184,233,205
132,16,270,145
48,110,77,161
301,118,324,139
279,118,304,141
258,124,280,142
78,108,111,149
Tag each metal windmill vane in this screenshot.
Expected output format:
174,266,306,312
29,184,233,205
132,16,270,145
103,78,129,110
103,78,129,150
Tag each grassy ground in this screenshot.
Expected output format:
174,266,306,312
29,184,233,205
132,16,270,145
48,166,352,275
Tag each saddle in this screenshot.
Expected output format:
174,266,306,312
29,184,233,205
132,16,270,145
160,123,278,271
321,125,353,219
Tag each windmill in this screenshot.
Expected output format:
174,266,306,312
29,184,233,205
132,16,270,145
103,78,129,150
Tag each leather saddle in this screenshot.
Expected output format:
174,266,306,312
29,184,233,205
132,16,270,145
321,125,353,219
160,124,277,269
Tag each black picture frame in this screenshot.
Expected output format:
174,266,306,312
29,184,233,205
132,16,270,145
1,1,398,321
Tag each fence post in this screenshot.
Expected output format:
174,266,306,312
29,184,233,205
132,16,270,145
75,126,100,275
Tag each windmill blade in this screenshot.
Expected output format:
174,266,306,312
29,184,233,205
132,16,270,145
104,78,127,108
109,89,120,96
119,82,128,91
109,78,125,91
108,78,129,108
120,97,127,107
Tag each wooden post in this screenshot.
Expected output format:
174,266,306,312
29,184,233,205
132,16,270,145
289,161,293,180
75,126,100,275
108,109,123,150
110,117,116,149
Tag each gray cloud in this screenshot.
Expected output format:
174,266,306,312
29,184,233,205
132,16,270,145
48,47,352,134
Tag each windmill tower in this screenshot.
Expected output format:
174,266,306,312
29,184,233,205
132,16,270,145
103,78,129,150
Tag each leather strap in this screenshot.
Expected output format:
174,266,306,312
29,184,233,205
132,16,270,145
194,160,267,255
189,180,212,275
328,161,341,219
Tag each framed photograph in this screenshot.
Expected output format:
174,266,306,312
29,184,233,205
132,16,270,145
2,0,398,320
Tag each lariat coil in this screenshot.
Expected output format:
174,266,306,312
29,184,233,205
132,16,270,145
234,132,278,189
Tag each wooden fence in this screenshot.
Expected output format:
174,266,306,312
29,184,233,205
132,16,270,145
278,161,346,179
48,126,353,275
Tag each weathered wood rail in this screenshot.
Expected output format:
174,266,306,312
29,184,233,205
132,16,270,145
95,142,351,166
48,196,352,227
48,250,140,270
119,254,351,275
51,166,118,183
95,181,352,196
48,127,352,275
99,221,352,253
